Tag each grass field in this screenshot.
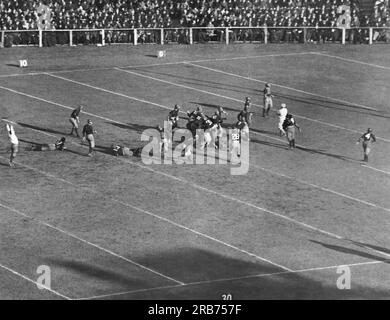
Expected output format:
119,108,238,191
0,43,390,300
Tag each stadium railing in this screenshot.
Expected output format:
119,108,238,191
1,27,390,48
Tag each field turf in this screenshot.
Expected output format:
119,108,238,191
0,43,390,300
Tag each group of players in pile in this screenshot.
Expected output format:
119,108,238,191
161,83,302,159
4,83,376,167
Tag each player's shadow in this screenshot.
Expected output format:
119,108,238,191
17,122,67,136
295,145,356,162
275,92,390,119
349,240,390,256
107,121,155,133
310,240,390,263
5,63,20,68
46,258,151,290
250,138,288,150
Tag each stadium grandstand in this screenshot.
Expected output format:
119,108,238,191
0,0,389,46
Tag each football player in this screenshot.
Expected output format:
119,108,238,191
263,83,274,117
69,105,83,137
168,104,180,129
357,128,376,162
82,119,96,157
6,123,19,167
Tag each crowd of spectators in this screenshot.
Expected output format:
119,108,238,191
0,0,389,46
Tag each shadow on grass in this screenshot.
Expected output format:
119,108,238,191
310,240,390,263
275,92,390,119
107,121,155,133
79,247,390,299
18,122,68,136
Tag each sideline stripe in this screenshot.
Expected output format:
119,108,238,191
0,52,315,79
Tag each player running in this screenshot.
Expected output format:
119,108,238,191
282,114,301,149
5,123,19,167
69,105,83,137
357,128,376,162
168,104,180,130
82,119,96,157
277,103,288,136
263,83,274,117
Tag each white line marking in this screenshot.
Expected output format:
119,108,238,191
78,259,386,299
0,261,71,300
0,52,315,79
313,52,390,71
0,202,184,285
0,155,292,273
186,61,380,112
0,87,390,255
3,82,390,209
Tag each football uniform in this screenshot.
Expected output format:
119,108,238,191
278,106,288,135
7,124,18,166
263,86,273,116
82,123,95,155
359,131,376,161
70,106,82,137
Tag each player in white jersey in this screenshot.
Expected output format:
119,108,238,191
230,127,241,160
6,123,19,167
277,103,288,136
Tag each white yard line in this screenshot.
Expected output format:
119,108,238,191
0,202,184,285
0,153,293,273
0,51,315,79
2,84,390,234
0,260,71,300
185,62,381,113
78,259,386,300
313,52,390,71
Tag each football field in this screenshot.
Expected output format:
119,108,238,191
0,43,390,299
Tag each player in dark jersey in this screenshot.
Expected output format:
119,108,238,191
82,119,96,156
112,144,133,157
282,114,301,149
168,104,180,129
29,137,66,151
357,128,376,162
237,104,253,128
69,105,83,137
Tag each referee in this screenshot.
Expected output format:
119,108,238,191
82,119,96,157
